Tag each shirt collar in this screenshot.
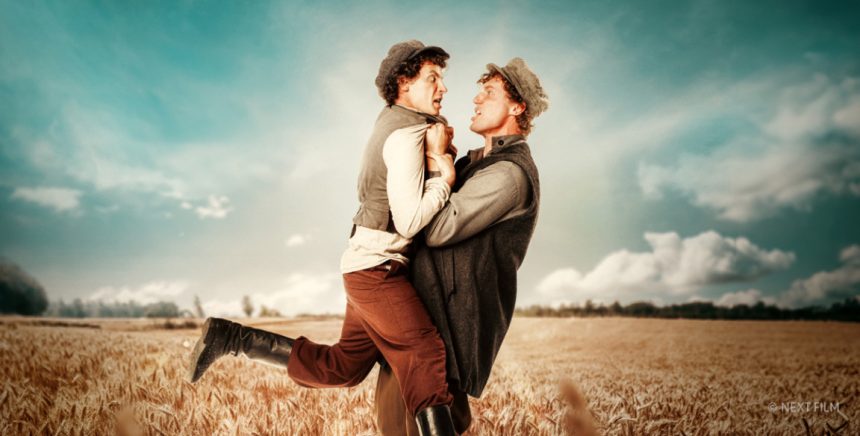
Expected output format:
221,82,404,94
490,134,526,151
468,134,526,162
390,104,447,125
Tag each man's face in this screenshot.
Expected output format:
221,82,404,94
470,76,518,135
401,62,447,115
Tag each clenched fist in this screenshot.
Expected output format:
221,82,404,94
425,123,450,155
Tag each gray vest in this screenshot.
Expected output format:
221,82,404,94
352,105,444,233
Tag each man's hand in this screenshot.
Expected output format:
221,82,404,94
425,123,450,155
426,152,455,188
426,123,457,177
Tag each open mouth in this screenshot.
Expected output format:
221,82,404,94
471,107,481,121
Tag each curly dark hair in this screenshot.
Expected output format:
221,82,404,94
478,72,532,135
382,52,448,106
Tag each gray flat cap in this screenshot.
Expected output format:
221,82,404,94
486,58,549,118
375,40,449,98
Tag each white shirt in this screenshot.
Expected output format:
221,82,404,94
340,123,451,273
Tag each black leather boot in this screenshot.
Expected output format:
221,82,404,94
187,317,294,383
415,404,458,436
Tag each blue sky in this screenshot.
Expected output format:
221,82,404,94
2,0,859,316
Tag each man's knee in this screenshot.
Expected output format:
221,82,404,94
287,339,377,388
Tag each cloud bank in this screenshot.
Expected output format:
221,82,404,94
714,289,775,307
776,245,860,308
201,272,344,317
639,74,860,222
11,187,82,213
537,230,794,302
88,281,190,306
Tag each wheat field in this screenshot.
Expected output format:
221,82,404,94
1,316,857,435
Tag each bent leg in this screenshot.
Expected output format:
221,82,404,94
287,301,381,388
345,267,452,415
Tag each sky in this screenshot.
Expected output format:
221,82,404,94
1,0,859,316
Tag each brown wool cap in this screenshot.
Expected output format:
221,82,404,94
375,40,449,99
486,57,549,118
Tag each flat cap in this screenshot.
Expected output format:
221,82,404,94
486,57,549,118
375,40,449,98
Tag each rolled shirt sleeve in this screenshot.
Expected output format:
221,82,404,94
424,160,529,247
383,124,452,239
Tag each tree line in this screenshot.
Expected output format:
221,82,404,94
4,257,857,321
0,257,277,318
515,298,860,322
44,299,183,318
41,294,282,318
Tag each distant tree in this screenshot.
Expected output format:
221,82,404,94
626,301,657,317
46,299,67,317
515,296,860,322
0,258,49,315
242,295,254,317
71,298,87,318
193,295,206,318
259,305,283,317
583,299,595,314
826,298,860,322
556,304,572,317
46,299,183,318
144,301,180,318
675,302,717,319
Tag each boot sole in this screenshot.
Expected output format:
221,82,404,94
187,317,214,383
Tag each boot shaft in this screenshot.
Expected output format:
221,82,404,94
415,404,458,436
237,324,294,367
188,317,294,383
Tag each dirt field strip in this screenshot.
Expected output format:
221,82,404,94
1,317,857,435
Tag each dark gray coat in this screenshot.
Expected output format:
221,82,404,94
410,141,540,397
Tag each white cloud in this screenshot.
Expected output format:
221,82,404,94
202,299,245,318
639,141,859,222
833,94,860,136
193,195,232,219
58,103,187,195
15,98,284,218
285,234,311,247
88,280,190,305
201,272,344,317
776,245,860,308
253,272,344,316
536,230,794,301
11,186,82,212
159,140,281,195
639,73,860,222
714,289,775,307
711,245,860,308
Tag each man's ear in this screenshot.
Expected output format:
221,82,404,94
509,102,526,117
398,76,413,93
